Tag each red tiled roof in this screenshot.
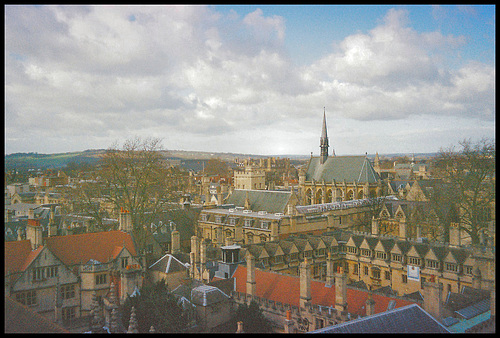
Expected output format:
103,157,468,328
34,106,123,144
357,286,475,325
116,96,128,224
44,230,137,266
4,240,32,275
20,245,44,271
233,265,416,316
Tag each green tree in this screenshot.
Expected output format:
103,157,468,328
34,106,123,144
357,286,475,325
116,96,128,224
233,300,273,333
121,280,189,333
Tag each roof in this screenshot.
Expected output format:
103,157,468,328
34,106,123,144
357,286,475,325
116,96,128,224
233,265,415,316
44,230,137,266
4,240,33,275
305,156,380,184
149,253,188,273
310,304,450,333
190,285,230,307
225,189,291,214
4,296,69,333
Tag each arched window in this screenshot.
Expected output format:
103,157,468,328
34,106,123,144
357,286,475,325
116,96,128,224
347,190,354,200
316,189,323,204
358,190,364,199
306,189,313,205
326,189,333,203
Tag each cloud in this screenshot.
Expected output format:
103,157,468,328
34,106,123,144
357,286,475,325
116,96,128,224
4,5,495,155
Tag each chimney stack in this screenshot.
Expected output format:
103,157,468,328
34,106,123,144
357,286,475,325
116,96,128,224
284,310,295,333
26,219,43,250
299,258,312,309
326,252,335,285
171,226,180,254
366,292,375,316
335,266,348,314
371,217,379,236
246,252,256,298
236,321,244,333
423,276,443,321
399,218,407,239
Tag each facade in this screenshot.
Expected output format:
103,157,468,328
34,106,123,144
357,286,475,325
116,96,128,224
238,229,495,302
4,229,145,327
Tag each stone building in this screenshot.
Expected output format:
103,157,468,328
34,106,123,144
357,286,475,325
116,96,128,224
298,111,384,205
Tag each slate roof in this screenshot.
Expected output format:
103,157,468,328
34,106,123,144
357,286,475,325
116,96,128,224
190,285,230,307
225,189,291,214
233,265,415,316
148,253,188,273
309,304,450,333
305,156,380,184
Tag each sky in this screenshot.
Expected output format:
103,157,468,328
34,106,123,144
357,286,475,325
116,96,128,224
4,5,495,156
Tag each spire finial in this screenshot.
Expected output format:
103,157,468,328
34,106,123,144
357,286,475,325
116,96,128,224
320,108,329,163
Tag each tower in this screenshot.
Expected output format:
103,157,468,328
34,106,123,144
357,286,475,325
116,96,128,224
320,108,329,164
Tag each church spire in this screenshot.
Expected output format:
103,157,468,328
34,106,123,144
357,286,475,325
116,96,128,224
320,107,329,164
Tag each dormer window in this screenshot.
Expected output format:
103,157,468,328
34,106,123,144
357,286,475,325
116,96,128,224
408,257,421,266
244,219,254,227
201,214,208,222
261,221,270,229
229,217,237,225
360,249,372,257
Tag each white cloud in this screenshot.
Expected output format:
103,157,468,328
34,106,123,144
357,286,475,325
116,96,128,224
4,5,495,156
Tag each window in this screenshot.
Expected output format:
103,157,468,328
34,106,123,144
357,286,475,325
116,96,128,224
229,218,237,225
215,216,223,224
364,266,369,275
408,257,421,266
261,221,269,229
16,290,37,306
96,274,107,285
426,260,440,269
347,246,357,254
201,214,208,222
274,255,283,264
62,307,76,322
353,264,359,275
385,271,391,280
317,248,326,257
61,285,75,300
121,257,129,269
376,252,387,260
402,274,408,283
372,269,380,279
445,263,458,272
344,263,349,273
391,254,402,262
420,277,426,289
305,251,313,258
360,249,371,257
465,266,473,275
47,266,58,278
244,219,254,227
33,267,45,281
290,253,298,261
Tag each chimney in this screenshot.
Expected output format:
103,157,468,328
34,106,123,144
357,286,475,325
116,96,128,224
28,208,35,220
399,218,407,239
371,217,379,236
449,223,460,246
423,276,443,321
171,227,180,254
335,266,348,313
284,310,295,333
234,219,243,244
236,321,244,333
191,236,200,263
246,252,256,298
299,258,311,309
26,219,43,250
326,252,335,285
472,266,482,289
490,287,495,319
200,239,207,265
118,208,133,233
366,292,376,316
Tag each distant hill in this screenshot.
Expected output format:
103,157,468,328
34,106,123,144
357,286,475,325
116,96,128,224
4,150,105,171
5,149,310,171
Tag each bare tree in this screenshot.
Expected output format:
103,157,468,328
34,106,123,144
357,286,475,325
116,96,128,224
96,137,174,250
434,138,495,244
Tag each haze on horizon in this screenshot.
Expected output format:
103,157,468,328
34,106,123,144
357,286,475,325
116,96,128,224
4,5,495,157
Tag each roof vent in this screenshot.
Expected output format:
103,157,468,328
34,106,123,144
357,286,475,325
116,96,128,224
243,210,252,214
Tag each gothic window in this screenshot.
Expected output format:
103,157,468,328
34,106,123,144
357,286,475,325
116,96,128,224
358,190,364,199
326,189,332,203
306,189,313,205
316,189,323,204
347,190,354,200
